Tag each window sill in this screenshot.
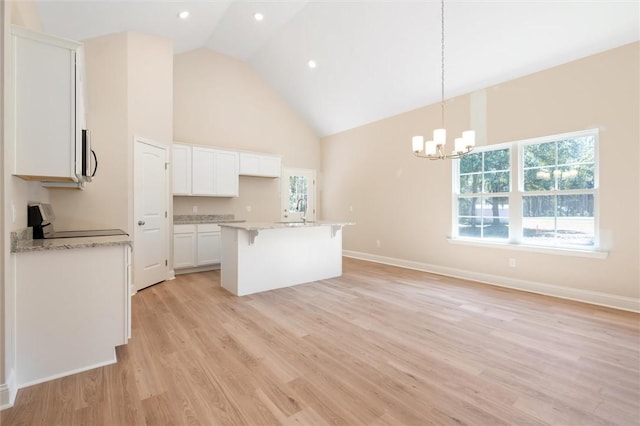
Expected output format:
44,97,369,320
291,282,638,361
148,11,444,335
447,238,608,259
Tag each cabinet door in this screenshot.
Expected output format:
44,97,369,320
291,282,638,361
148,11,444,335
213,150,239,196
239,152,280,177
260,156,281,177
197,231,221,265
239,153,261,175
173,144,192,195
191,147,216,195
13,28,81,181
173,231,197,268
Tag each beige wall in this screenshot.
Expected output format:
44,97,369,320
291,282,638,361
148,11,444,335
49,33,129,231
50,32,173,233
321,42,640,303
173,48,319,221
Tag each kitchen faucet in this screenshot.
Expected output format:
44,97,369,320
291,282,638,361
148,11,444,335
296,198,307,223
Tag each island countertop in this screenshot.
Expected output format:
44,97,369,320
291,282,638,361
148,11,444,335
218,221,355,231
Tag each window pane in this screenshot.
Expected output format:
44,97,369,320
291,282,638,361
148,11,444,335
484,148,510,171
460,174,482,194
523,168,554,191
558,136,595,165
524,141,556,168
556,164,595,190
483,171,509,193
523,195,555,218
458,217,481,238
482,196,509,239
557,194,594,217
522,194,594,247
458,197,478,216
288,176,308,213
459,152,482,174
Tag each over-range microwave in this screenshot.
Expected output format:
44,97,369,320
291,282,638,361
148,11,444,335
41,129,97,189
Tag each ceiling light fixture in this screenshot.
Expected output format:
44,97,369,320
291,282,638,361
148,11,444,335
254,12,264,21
307,60,317,69
412,0,474,160
178,10,190,20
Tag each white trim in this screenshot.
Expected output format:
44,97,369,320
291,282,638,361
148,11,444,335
0,369,17,410
448,238,608,259
343,250,639,313
17,352,117,390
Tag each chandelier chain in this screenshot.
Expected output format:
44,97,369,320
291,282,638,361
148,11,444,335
440,0,445,129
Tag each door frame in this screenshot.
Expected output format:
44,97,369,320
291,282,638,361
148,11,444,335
132,136,170,294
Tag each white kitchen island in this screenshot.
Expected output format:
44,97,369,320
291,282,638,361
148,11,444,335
219,221,353,296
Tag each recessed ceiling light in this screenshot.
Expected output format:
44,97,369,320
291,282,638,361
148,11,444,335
307,60,317,69
178,10,190,19
253,12,264,21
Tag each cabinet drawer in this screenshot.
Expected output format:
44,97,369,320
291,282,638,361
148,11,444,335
198,223,221,233
174,224,196,234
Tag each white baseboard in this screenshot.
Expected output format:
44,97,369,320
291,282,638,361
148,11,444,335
0,369,17,410
17,351,117,390
343,250,640,313
174,264,220,276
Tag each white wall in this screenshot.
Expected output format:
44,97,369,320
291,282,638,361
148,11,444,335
49,32,173,234
173,48,320,222
321,42,640,310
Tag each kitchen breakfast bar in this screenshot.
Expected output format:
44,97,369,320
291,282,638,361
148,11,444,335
219,221,354,296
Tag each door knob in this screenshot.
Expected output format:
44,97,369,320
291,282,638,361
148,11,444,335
138,220,145,226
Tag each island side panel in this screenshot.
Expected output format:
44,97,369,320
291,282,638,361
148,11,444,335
221,226,343,296
221,226,239,295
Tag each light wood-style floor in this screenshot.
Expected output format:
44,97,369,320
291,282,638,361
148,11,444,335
3,257,639,425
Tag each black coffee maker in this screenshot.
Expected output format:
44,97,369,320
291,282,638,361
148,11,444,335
27,203,54,239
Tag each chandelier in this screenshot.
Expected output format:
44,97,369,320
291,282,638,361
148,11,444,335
412,0,475,160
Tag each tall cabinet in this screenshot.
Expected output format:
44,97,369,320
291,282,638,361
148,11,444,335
11,26,86,184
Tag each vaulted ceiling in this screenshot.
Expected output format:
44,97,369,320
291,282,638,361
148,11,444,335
36,0,639,137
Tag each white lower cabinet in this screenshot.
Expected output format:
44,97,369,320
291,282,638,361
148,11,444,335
15,244,130,388
196,224,221,265
173,224,197,268
174,223,221,272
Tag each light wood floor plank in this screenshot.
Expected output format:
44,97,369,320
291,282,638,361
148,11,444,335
2,257,639,425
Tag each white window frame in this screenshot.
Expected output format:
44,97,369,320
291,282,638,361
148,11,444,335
451,128,606,259
452,142,513,242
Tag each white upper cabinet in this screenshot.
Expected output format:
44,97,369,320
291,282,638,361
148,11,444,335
172,144,192,195
191,146,216,195
212,150,240,196
239,152,281,178
12,26,85,182
173,144,239,197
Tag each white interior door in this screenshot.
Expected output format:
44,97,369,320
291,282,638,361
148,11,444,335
134,138,168,291
281,168,316,222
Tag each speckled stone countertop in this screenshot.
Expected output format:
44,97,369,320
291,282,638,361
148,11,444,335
11,228,131,253
218,221,355,231
173,214,244,225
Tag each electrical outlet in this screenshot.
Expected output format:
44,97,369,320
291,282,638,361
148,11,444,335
246,205,252,212
376,239,381,248
509,258,517,268
192,205,198,213
349,205,354,212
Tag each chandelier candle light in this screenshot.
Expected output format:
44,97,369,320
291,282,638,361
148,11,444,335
412,0,475,160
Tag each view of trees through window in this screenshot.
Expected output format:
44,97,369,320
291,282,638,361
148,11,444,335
458,148,510,239
454,130,598,249
522,135,596,247
288,176,308,213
